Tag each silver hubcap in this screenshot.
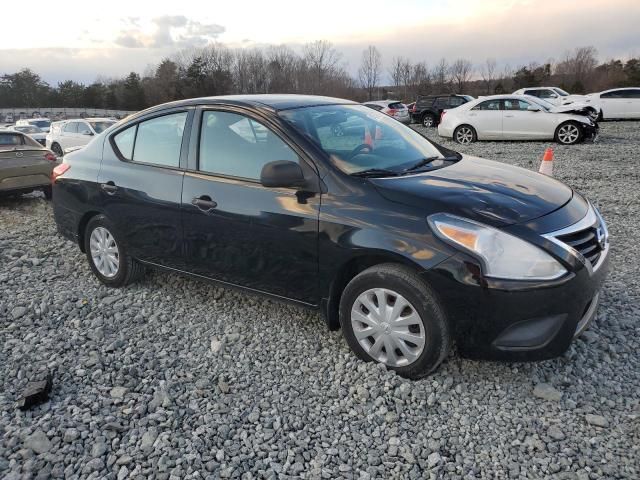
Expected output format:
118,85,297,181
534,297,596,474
456,127,473,144
351,288,425,367
423,117,433,127
90,227,119,278
558,124,579,144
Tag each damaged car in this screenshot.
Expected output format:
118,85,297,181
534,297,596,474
438,95,598,145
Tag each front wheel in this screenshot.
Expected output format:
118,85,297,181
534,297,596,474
84,215,145,287
339,264,451,379
453,125,476,144
555,122,583,145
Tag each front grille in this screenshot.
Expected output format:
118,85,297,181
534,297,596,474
556,224,603,267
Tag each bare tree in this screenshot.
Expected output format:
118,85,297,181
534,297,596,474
480,58,497,94
358,45,382,100
432,58,449,93
411,62,430,96
302,40,341,94
449,59,473,93
555,46,598,91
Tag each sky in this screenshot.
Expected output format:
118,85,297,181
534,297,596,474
1,0,639,84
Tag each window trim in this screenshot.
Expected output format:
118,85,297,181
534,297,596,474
190,105,317,187
108,108,193,171
472,99,504,111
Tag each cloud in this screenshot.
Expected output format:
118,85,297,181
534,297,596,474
114,15,226,49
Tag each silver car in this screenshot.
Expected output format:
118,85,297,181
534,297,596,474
363,100,411,124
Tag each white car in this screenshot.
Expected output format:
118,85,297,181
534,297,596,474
363,100,411,124
438,94,598,145
16,117,52,133
9,125,47,146
584,88,640,120
46,118,117,156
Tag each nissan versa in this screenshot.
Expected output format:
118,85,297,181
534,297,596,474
51,95,610,379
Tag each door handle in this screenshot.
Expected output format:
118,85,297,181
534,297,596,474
100,181,118,195
504,114,514,118
191,195,217,212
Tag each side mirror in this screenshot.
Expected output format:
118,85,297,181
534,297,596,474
527,105,541,112
260,160,306,189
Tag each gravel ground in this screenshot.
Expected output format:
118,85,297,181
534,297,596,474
1,121,639,479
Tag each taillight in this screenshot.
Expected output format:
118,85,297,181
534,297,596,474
45,152,57,162
387,108,397,116
440,111,446,122
51,163,70,183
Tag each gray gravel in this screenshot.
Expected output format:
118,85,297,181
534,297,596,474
1,121,639,479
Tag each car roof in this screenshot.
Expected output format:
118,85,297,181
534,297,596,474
19,117,50,121
600,87,638,93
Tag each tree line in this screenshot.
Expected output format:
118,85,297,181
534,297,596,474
1,42,638,111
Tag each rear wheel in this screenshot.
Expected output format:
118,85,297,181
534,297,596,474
51,143,63,157
339,264,451,379
555,122,583,145
422,114,436,128
84,215,145,287
453,125,476,144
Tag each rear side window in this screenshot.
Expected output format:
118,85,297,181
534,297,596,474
113,126,136,160
524,89,541,97
473,100,502,111
449,97,465,107
388,102,404,110
112,112,187,167
199,111,298,180
435,98,449,108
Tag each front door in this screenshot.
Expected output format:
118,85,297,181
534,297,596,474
502,98,550,139
181,108,320,304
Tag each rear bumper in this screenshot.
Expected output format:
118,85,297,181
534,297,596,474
422,243,609,361
0,174,51,192
437,124,454,138
53,201,81,246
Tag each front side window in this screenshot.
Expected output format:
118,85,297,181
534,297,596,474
279,104,450,175
473,100,502,111
88,121,116,134
199,111,298,180
112,112,187,166
601,90,623,99
553,88,570,96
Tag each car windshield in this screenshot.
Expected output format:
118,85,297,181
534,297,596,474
17,126,41,133
526,97,553,111
279,104,452,175
30,120,51,129
88,121,116,134
553,88,570,96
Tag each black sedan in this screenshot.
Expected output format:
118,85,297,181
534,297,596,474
52,95,610,378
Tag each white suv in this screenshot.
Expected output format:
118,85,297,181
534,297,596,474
46,118,116,156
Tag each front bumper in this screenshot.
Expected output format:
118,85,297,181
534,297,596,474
422,202,610,361
581,122,599,141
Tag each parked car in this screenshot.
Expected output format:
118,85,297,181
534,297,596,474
411,94,472,127
513,87,600,117
362,100,411,124
16,117,52,133
583,87,640,120
438,94,598,145
9,125,47,145
46,118,117,156
52,94,609,379
0,130,58,199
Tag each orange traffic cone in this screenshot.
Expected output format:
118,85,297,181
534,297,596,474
539,147,554,176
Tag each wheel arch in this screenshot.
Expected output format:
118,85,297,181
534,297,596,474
77,210,102,253
321,251,428,331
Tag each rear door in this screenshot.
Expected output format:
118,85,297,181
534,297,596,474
98,109,192,268
502,98,550,139
60,121,78,149
181,106,320,303
467,99,503,139
622,89,640,118
600,90,627,119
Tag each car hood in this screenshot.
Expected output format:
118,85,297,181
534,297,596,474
370,155,573,227
549,101,597,117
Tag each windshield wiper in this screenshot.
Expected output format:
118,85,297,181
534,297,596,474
350,168,400,178
403,155,459,173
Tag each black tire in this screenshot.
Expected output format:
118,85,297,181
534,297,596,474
339,263,451,379
421,114,436,128
42,185,52,200
453,124,477,145
554,121,583,145
84,215,145,287
51,143,63,157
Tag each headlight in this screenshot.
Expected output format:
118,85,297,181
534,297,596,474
428,213,567,280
